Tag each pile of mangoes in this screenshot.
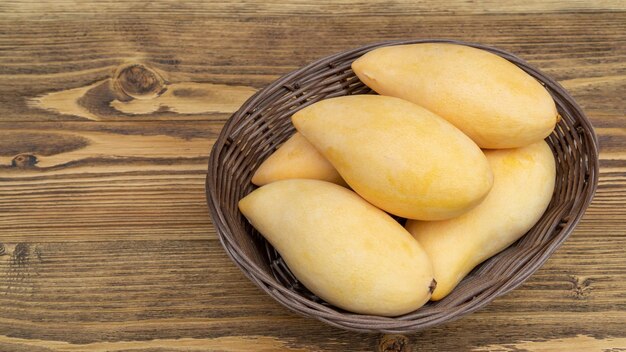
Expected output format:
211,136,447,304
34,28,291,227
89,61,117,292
239,43,557,316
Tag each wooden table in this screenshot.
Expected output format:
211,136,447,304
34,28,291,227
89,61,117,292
1,1,624,351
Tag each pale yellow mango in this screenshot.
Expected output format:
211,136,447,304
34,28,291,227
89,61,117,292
251,132,345,186
292,95,493,220
406,141,556,300
239,179,435,316
352,43,558,149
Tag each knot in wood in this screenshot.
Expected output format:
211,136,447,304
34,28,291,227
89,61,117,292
378,334,410,352
113,63,166,99
12,243,30,266
568,275,592,299
12,154,38,168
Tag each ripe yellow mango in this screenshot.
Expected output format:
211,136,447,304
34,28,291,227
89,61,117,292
239,179,435,316
251,132,345,186
352,43,558,149
406,141,556,300
292,95,493,220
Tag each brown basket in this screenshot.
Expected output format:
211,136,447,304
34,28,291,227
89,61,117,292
206,39,599,333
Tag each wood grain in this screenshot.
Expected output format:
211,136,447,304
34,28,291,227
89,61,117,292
0,0,625,351
30,64,256,121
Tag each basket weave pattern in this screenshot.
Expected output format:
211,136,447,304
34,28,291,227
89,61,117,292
206,39,599,333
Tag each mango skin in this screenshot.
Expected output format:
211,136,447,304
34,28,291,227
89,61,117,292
406,141,556,301
251,132,345,186
352,43,558,149
239,179,435,316
292,95,493,221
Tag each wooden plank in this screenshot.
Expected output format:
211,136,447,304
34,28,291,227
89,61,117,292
1,10,624,123
1,0,625,17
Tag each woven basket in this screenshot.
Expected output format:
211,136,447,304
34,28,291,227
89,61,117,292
206,39,599,333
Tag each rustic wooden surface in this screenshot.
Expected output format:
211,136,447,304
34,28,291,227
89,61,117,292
0,1,624,351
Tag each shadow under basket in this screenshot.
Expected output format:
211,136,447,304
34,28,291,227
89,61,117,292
206,39,599,333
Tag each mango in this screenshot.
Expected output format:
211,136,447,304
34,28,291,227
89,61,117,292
292,95,493,220
239,179,435,316
406,141,556,300
251,132,345,186
352,43,558,148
